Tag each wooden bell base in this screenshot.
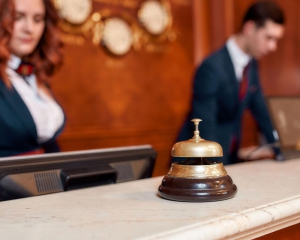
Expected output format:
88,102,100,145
158,175,237,202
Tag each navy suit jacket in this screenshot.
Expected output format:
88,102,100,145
175,46,278,165
0,79,65,157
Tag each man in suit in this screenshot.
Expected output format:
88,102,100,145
175,1,285,165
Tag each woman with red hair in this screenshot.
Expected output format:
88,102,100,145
0,0,65,157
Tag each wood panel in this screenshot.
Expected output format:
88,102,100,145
51,0,194,177
192,0,210,66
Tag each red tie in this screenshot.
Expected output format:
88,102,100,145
15,61,35,77
239,64,249,101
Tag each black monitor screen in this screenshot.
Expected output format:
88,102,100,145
0,145,156,201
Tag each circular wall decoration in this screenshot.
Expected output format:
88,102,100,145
138,0,170,35
101,18,133,56
54,0,93,25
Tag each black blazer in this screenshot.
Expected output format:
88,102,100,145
175,46,278,165
0,79,65,157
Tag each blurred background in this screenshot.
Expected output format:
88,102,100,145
52,0,299,176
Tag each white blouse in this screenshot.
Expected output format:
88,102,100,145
6,55,64,143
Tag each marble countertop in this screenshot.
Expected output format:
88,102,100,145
1,159,300,240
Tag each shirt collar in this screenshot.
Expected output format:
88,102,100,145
226,36,251,69
7,54,22,70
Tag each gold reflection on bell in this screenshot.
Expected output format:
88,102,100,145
167,162,227,179
172,119,223,157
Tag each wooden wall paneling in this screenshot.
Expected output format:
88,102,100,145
192,0,210,66
232,0,255,31
207,0,226,51
223,0,235,38
52,0,194,177
207,0,235,51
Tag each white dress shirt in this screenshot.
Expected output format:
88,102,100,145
226,36,251,82
6,55,64,143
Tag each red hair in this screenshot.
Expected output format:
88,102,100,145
0,0,63,86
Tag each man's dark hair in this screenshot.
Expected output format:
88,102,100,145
243,1,285,28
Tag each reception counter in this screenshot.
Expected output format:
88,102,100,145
0,158,300,239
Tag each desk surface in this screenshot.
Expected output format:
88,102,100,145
1,159,300,240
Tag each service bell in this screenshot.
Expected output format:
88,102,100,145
158,119,237,202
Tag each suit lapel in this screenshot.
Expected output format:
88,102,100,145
222,46,239,96
0,81,37,140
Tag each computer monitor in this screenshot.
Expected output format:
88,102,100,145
0,145,156,201
266,96,300,159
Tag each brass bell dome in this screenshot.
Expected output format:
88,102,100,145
172,119,223,158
